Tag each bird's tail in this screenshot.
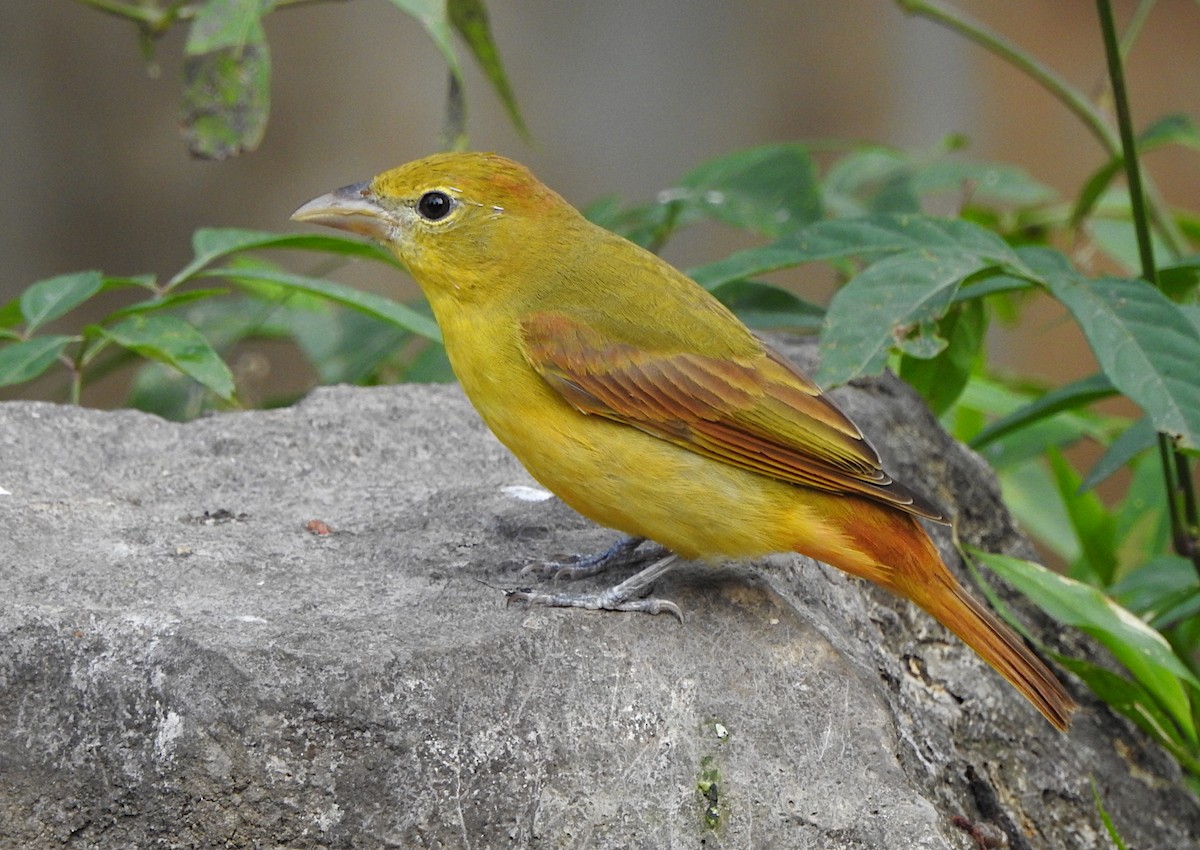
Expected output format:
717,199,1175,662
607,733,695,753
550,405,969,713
910,569,1075,732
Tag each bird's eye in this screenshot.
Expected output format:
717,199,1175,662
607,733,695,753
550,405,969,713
416,191,454,221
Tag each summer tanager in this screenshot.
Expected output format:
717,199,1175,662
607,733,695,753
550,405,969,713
293,152,1074,731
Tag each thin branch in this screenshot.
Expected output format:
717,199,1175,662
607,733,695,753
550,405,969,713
897,0,1187,257
1098,0,1200,574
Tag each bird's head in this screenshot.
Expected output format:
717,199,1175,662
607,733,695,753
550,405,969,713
292,152,577,302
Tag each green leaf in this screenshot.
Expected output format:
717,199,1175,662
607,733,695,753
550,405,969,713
203,267,442,342
1063,656,1196,773
1111,555,1199,627
1180,304,1200,339
1158,256,1200,302
185,0,270,55
688,245,818,290
997,462,1080,564
1114,452,1173,566
448,0,527,138
913,159,1056,207
0,297,22,331
1080,416,1157,492
1070,159,1124,227
401,338,455,383
1072,116,1199,227
710,280,824,331
816,249,986,385
1046,448,1118,584
1042,273,1200,449
1139,113,1200,151
899,299,986,416
99,315,235,401
689,213,1019,292
288,309,410,385
181,38,270,159
387,0,463,81
676,144,822,237
970,373,1117,451
106,289,232,322
173,228,399,286
790,213,1018,264
0,336,74,387
19,270,104,332
974,548,1200,745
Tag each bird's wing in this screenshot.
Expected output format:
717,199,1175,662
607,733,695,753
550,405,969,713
520,310,944,521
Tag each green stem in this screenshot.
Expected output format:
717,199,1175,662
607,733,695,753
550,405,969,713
1097,1,1157,281
1118,0,1157,58
1098,0,1200,575
897,0,1187,257
71,0,162,24
897,0,1118,151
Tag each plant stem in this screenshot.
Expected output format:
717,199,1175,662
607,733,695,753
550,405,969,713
897,0,1118,151
896,0,1187,257
1097,0,1200,575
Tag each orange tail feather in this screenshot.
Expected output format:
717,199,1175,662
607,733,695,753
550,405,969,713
831,505,1076,731
918,575,1075,731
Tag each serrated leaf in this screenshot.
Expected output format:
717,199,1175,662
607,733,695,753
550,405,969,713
203,267,441,342
817,249,986,385
19,270,104,332
185,0,270,55
181,39,270,159
0,336,74,387
448,0,527,138
1042,273,1200,448
100,315,235,401
677,144,822,237
974,548,1199,745
899,298,986,415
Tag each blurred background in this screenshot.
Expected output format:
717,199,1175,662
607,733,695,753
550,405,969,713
2,0,1199,405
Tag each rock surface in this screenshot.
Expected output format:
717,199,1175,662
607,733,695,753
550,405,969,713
1,338,1197,849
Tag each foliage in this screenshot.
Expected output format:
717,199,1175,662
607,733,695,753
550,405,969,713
72,0,524,157
6,0,1200,795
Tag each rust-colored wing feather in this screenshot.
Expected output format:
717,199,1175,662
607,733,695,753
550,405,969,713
520,311,944,521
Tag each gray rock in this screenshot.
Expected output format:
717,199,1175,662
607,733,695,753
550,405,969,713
1,338,1196,849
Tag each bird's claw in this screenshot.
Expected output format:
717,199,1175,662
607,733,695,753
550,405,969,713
505,586,683,623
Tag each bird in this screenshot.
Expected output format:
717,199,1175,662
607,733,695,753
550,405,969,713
292,151,1075,731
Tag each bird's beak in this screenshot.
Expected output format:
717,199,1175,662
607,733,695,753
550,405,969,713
291,181,391,240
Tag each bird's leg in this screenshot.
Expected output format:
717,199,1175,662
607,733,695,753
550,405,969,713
520,535,665,581
507,553,683,621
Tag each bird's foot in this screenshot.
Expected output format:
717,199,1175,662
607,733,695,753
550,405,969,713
507,553,683,622
519,535,664,581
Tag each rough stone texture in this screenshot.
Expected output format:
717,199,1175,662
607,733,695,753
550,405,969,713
1,337,1197,849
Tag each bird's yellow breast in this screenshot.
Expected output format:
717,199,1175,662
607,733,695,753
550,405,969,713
435,303,864,566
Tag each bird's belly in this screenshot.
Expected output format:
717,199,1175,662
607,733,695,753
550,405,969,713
481,391,844,562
